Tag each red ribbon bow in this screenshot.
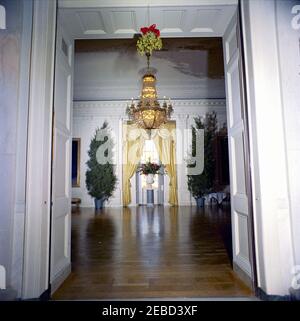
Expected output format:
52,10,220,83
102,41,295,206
140,24,160,37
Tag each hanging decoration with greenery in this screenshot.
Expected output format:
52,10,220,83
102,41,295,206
136,24,163,56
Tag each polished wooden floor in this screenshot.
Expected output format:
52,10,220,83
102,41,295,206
53,205,252,299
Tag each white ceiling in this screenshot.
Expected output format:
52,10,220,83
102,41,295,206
58,0,237,39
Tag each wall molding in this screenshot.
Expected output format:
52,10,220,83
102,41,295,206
50,264,71,295
59,0,238,8
73,99,226,119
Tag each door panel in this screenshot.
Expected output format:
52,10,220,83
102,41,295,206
50,21,73,292
223,13,253,280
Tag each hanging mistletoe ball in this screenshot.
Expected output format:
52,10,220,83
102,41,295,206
136,24,163,56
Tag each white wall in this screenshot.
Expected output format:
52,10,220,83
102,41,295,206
241,0,299,296
74,50,225,101
0,0,32,299
72,99,226,207
275,0,300,268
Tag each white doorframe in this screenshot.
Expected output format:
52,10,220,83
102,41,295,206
22,0,297,298
22,0,57,299
23,1,257,299
239,0,295,295
23,1,256,299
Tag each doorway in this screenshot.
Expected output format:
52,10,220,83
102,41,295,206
23,1,257,299
136,139,165,206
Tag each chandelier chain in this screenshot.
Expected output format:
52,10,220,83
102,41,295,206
147,4,150,26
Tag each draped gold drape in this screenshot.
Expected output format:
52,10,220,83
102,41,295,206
122,121,178,206
153,122,178,206
122,124,146,206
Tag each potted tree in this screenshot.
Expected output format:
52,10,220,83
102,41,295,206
187,172,208,207
187,112,217,207
85,122,117,210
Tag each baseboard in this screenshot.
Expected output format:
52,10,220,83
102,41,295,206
50,264,71,295
39,287,51,301
78,204,123,208
233,262,253,289
255,287,300,301
256,287,292,301
233,263,296,301
0,288,17,301
289,287,300,301
75,204,220,208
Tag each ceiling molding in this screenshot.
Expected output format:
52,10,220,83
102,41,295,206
73,99,226,119
59,1,238,9
58,3,237,39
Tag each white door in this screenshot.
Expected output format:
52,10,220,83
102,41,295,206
50,21,73,292
223,13,254,284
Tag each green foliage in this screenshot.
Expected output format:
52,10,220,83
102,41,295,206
187,112,217,198
138,161,161,175
136,32,163,56
85,122,117,201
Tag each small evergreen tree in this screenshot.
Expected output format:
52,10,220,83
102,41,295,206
187,112,217,199
86,122,117,201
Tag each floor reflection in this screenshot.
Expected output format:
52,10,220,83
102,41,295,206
54,206,252,299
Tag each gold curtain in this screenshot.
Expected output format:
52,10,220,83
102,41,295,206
122,124,145,206
153,122,178,206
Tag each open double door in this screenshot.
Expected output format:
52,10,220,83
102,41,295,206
49,9,256,294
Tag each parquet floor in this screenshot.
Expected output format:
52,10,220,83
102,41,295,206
53,205,253,299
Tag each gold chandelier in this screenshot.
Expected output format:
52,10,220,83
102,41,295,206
127,59,173,130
